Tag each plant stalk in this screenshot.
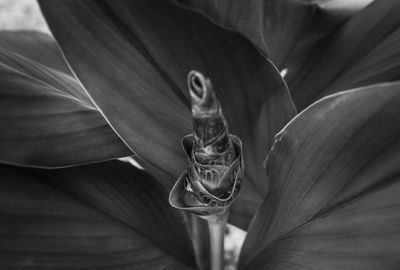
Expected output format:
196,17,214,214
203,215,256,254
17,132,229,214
205,209,229,270
189,214,210,270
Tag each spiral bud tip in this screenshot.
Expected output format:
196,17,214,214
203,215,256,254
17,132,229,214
188,71,218,115
189,71,204,99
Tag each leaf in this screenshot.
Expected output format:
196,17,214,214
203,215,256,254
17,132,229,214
0,30,71,74
0,46,92,105
0,32,131,167
39,0,296,228
178,0,372,69
0,55,131,168
239,82,400,269
287,0,400,110
0,161,195,269
178,0,313,68
25,160,196,267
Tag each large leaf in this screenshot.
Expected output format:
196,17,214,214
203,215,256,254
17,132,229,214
39,0,296,228
288,0,400,110
240,82,400,269
0,45,92,105
0,51,131,167
0,161,195,269
27,160,195,266
178,0,313,68
0,30,71,74
179,0,372,69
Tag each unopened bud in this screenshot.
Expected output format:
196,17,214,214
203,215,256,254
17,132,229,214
170,71,243,217
188,71,236,196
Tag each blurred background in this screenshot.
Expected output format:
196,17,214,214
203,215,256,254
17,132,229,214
0,0,48,32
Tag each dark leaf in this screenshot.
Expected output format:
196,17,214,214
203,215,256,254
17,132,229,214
0,54,131,167
179,0,372,69
240,82,400,269
39,0,296,228
0,46,92,105
288,0,400,110
178,0,313,68
0,161,195,269
0,30,71,74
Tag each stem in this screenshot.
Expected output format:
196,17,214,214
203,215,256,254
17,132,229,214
190,214,210,270
205,210,229,270
208,222,224,270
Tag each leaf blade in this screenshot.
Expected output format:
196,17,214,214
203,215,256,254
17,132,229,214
288,0,400,109
179,0,373,70
0,60,131,168
0,162,195,269
240,82,400,269
178,0,313,68
0,30,71,74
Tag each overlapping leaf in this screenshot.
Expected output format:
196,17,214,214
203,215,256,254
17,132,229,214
0,36,131,167
39,0,296,228
240,82,400,269
0,30,71,74
0,161,195,269
179,0,373,69
178,0,313,68
288,0,400,110
0,44,91,104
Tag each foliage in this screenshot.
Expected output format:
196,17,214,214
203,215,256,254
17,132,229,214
0,0,400,269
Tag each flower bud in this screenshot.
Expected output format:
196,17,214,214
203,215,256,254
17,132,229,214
169,71,243,217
